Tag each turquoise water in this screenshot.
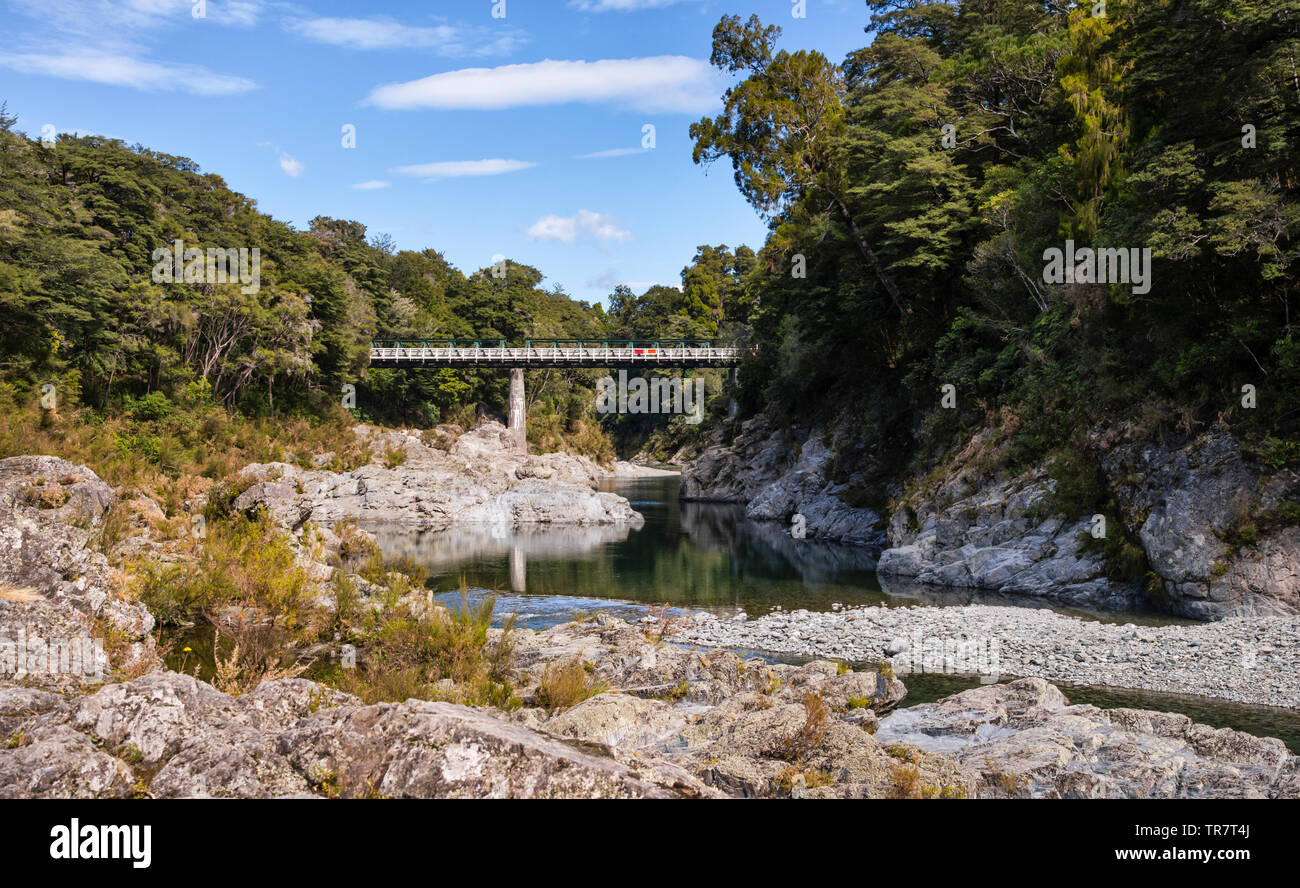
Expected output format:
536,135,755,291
370,476,1187,625
369,475,1300,753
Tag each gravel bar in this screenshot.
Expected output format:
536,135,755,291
675,604,1300,709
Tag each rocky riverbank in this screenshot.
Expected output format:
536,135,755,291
675,603,1300,709
230,421,643,531
680,415,888,548
3,613,1295,798
680,414,1300,620
2,445,1297,798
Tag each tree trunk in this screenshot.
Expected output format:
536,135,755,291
835,196,904,314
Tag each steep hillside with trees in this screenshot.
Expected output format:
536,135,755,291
694,0,1299,497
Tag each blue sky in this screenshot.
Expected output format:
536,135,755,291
1,0,874,306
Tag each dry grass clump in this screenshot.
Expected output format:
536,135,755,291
534,657,607,714
0,583,42,602
211,625,310,696
768,691,829,763
330,587,519,709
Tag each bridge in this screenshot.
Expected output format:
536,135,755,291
368,339,746,451
369,339,743,368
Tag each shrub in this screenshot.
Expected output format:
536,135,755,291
330,587,519,708
128,391,174,422
535,657,607,714
381,444,408,469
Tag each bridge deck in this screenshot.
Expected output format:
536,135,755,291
369,344,743,368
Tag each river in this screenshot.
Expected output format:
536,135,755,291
369,475,1300,752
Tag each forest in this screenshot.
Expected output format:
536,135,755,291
0,0,1297,484
695,0,1299,494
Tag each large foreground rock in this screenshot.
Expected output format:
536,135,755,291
877,678,1299,798
2,615,1295,799
0,673,717,798
0,456,159,688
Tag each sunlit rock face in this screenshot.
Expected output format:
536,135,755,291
231,421,645,533
1094,424,1300,619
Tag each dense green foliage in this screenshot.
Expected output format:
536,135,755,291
2,0,1294,476
696,0,1300,481
0,105,740,456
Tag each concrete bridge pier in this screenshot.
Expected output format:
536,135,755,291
509,544,526,593
508,367,526,452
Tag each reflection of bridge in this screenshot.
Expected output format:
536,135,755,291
369,339,744,368
365,522,636,594
369,339,746,450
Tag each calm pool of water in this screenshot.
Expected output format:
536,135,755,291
369,476,1186,625
366,475,1300,752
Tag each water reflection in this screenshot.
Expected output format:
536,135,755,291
365,523,635,592
679,499,882,582
366,476,888,612
365,476,1185,626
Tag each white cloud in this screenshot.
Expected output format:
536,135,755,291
569,0,692,10
278,152,303,177
575,147,649,159
11,0,264,34
365,56,720,113
351,180,391,190
529,211,631,245
588,269,678,290
392,159,536,179
221,1,263,28
288,16,526,55
0,49,256,94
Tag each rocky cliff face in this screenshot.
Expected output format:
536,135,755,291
878,424,1300,619
877,467,1138,611
1095,424,1300,619
231,421,644,532
680,415,887,549
0,456,160,687
680,413,1299,620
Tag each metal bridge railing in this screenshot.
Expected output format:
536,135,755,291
368,344,744,365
